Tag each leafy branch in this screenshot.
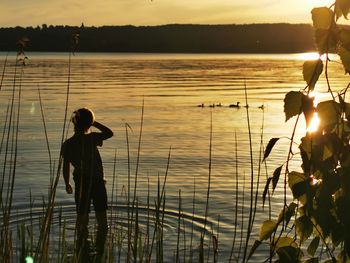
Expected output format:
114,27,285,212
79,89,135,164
254,1,350,262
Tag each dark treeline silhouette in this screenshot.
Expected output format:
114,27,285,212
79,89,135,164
0,23,316,53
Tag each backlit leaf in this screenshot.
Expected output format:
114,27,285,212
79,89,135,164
288,172,308,201
262,177,272,206
315,30,330,54
317,100,341,128
277,202,298,226
263,137,279,161
259,220,277,241
302,95,315,127
276,246,302,263
295,215,313,242
284,91,303,122
303,59,323,90
274,236,298,250
272,165,283,193
336,3,343,20
338,46,350,74
300,136,312,159
307,236,320,256
336,0,350,19
311,7,333,30
247,240,261,261
314,28,338,54
291,181,308,200
304,258,319,263
339,29,350,49
344,102,350,119
323,143,333,160
288,171,307,189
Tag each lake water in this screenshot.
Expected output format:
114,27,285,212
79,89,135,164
0,52,347,261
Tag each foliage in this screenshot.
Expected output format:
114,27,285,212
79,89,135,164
0,24,315,53
260,0,350,262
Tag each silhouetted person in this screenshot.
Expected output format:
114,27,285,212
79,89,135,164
62,108,113,261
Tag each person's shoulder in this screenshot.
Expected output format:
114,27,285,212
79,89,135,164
63,135,76,147
90,132,104,146
64,135,74,143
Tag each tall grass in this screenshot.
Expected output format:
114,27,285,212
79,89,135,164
0,48,274,263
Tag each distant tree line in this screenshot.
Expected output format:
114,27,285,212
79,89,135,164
0,23,316,53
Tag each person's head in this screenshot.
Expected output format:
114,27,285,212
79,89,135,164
71,108,95,132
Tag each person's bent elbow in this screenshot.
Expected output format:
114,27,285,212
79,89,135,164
107,130,113,139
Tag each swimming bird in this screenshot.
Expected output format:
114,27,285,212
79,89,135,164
229,102,240,108
216,103,222,107
258,104,265,110
197,103,204,107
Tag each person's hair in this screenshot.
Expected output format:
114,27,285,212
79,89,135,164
72,108,95,132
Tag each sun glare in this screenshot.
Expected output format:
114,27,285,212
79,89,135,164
307,112,320,133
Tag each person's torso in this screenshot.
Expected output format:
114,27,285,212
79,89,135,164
65,133,104,181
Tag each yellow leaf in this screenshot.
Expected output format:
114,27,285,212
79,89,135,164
284,91,303,122
344,102,350,117
338,46,350,74
339,29,350,48
317,100,341,129
259,220,277,241
300,136,312,159
288,171,307,190
323,144,333,160
314,29,337,54
336,0,350,19
303,59,323,90
274,236,298,250
312,7,333,30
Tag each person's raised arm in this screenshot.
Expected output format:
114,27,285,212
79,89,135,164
92,121,113,140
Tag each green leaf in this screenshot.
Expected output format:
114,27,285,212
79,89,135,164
317,100,341,129
272,165,283,193
311,7,333,30
307,236,320,257
284,91,303,122
247,240,261,261
295,215,313,242
303,59,323,90
338,46,350,74
263,137,280,161
259,220,277,241
262,177,272,206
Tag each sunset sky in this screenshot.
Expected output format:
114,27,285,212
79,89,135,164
1,0,336,27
